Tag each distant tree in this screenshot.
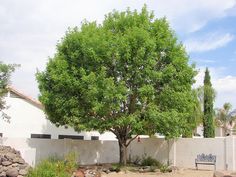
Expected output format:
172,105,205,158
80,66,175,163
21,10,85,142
188,87,204,136
0,62,17,118
215,103,236,136
203,68,215,137
37,6,197,165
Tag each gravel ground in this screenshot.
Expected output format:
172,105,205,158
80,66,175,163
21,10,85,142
102,169,213,177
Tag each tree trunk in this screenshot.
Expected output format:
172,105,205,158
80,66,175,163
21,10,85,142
118,140,127,165
224,123,227,136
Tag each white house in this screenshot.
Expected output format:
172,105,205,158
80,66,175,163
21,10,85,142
0,86,116,140
195,124,223,137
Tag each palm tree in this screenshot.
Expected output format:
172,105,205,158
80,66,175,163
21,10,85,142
215,103,236,136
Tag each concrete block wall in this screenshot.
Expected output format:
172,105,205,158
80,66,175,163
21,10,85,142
1,136,236,171
174,138,225,170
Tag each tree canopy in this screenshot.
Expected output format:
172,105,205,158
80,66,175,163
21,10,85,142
37,6,197,164
0,62,17,118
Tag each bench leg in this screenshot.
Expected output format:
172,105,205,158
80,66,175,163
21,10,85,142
196,163,198,170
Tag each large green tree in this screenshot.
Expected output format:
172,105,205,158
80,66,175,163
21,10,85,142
37,7,197,165
203,68,215,137
0,62,16,118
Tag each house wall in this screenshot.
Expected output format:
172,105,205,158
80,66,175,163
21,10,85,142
0,96,116,140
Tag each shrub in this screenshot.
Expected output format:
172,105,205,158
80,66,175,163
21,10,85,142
64,151,78,173
132,155,141,165
27,152,78,177
27,160,69,177
141,156,161,168
110,164,121,172
160,164,172,173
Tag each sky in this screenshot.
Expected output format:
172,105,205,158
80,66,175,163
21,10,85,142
1,0,236,109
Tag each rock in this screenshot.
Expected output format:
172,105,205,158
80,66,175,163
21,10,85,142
0,157,7,162
0,146,30,177
6,167,19,177
0,171,6,177
84,170,101,177
142,166,151,172
102,168,110,174
11,163,19,167
2,161,12,166
73,170,85,177
5,152,17,160
17,159,25,164
94,171,101,177
18,164,28,170
13,158,25,164
19,169,27,176
2,167,7,172
0,166,3,173
138,168,144,173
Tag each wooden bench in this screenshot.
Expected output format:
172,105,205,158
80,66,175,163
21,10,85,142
195,153,216,170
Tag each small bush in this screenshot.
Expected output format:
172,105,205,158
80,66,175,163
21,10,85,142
141,156,161,168
110,164,121,172
64,151,78,172
27,160,69,177
27,152,78,177
160,164,172,173
132,155,141,165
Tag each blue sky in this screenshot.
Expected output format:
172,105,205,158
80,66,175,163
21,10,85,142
1,0,236,109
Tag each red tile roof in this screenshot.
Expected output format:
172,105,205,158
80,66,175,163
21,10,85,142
7,86,43,109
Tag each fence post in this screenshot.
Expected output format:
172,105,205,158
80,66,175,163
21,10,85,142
173,139,176,166
233,136,235,171
225,136,235,171
168,138,176,166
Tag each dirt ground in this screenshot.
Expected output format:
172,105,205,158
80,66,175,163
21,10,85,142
102,169,213,177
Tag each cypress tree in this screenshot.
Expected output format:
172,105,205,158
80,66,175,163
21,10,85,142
203,68,215,137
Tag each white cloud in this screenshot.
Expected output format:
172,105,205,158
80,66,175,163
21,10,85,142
150,0,236,32
0,0,236,98
193,58,216,64
214,76,236,93
185,33,234,53
194,67,236,108
214,76,236,108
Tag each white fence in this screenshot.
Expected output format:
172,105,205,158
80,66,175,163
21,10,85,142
1,136,236,171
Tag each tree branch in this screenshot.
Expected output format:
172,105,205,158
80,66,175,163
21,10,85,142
126,134,139,147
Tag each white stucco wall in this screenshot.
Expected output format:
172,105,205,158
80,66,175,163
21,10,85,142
128,137,172,164
0,95,116,140
0,137,119,166
1,136,236,170
175,137,226,170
